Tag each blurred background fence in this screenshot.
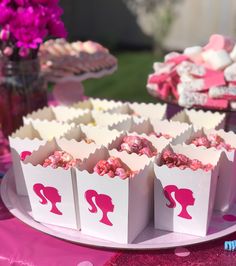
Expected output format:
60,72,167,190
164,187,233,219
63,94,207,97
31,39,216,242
60,0,236,51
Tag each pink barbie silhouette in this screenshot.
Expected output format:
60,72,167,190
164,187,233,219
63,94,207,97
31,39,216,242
33,183,62,215
85,190,114,226
163,185,195,220
20,151,32,161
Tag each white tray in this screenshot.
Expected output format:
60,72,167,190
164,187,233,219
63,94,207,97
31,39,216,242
1,168,236,250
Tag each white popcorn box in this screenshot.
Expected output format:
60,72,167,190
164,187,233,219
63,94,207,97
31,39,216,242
170,109,226,130
76,148,153,243
72,97,123,114
108,101,167,121
77,111,132,132
23,105,89,125
129,116,150,134
130,119,192,145
154,144,221,236
184,128,236,212
108,132,170,160
9,121,74,196
64,124,122,148
22,138,100,229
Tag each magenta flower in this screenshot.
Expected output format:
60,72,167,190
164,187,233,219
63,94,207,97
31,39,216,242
48,19,67,38
0,0,67,58
0,4,13,25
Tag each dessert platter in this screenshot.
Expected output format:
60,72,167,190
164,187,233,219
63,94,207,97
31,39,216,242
147,34,236,112
39,39,117,83
1,97,236,249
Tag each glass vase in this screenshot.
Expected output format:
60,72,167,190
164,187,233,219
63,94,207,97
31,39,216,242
0,58,47,136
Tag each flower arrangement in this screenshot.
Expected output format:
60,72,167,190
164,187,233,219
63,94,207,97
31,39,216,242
0,0,67,60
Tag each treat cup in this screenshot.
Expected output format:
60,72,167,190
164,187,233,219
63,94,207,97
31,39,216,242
22,138,99,229
129,116,150,134
184,128,236,212
76,148,153,243
64,124,122,148
170,109,226,130
9,121,74,196
110,101,167,121
154,144,221,236
75,111,132,131
72,97,123,113
129,119,192,145
23,105,89,125
108,132,170,160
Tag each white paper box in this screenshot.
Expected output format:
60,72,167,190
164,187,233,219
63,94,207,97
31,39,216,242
170,109,226,130
184,128,236,212
22,138,100,229
72,97,123,114
23,105,89,125
154,144,221,236
76,148,153,243
129,119,192,145
129,116,150,134
64,124,122,148
9,122,74,196
109,101,167,121
72,110,132,131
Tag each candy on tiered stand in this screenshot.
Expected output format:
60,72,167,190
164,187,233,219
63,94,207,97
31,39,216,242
40,39,117,82
147,34,236,110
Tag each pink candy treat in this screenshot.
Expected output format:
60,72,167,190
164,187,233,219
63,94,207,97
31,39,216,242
42,150,80,170
119,135,157,158
161,150,213,171
93,156,136,179
191,134,235,151
203,34,234,52
147,34,236,110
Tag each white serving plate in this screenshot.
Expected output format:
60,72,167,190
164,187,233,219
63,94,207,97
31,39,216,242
1,168,236,250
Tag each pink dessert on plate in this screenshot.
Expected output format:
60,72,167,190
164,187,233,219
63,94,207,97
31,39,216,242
147,34,236,110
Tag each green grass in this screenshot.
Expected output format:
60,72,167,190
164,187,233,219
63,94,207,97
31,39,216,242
83,51,162,103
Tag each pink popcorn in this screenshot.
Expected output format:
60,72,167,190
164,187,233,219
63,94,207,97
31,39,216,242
93,156,136,179
119,135,157,158
42,150,80,170
107,156,122,169
93,160,112,176
149,132,172,140
161,150,213,171
191,136,210,148
190,134,235,151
